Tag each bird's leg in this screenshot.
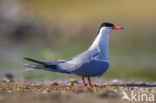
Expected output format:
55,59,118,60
87,77,92,87
82,77,87,86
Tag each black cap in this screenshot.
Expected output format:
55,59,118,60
100,22,114,28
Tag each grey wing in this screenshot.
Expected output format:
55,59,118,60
69,51,88,60
70,50,99,61
59,50,99,72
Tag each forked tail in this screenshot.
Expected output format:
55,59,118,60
23,57,69,73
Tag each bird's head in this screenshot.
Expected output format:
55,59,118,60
98,22,124,33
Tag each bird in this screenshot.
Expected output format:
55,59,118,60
23,22,124,87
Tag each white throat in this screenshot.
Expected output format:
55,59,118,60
88,27,111,60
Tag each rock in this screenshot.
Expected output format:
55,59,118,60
67,82,74,86
111,79,120,83
68,78,79,84
50,82,58,86
5,73,14,82
2,78,10,83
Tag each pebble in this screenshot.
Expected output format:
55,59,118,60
68,78,79,84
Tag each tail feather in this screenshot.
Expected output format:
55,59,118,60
23,63,44,69
23,63,70,73
24,57,58,69
23,58,70,73
23,63,56,72
24,58,48,65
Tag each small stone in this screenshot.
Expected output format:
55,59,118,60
68,78,79,84
2,78,10,83
111,79,120,83
67,82,73,86
8,90,11,93
50,82,58,86
12,86,17,90
33,88,38,91
5,73,14,82
42,88,51,94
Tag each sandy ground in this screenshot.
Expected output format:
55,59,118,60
0,79,156,103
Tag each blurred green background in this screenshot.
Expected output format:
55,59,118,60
0,0,156,81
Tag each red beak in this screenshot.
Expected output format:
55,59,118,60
112,26,124,30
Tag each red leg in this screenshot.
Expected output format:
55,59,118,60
82,77,87,86
87,77,92,87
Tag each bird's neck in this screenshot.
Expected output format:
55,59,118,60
88,28,111,60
